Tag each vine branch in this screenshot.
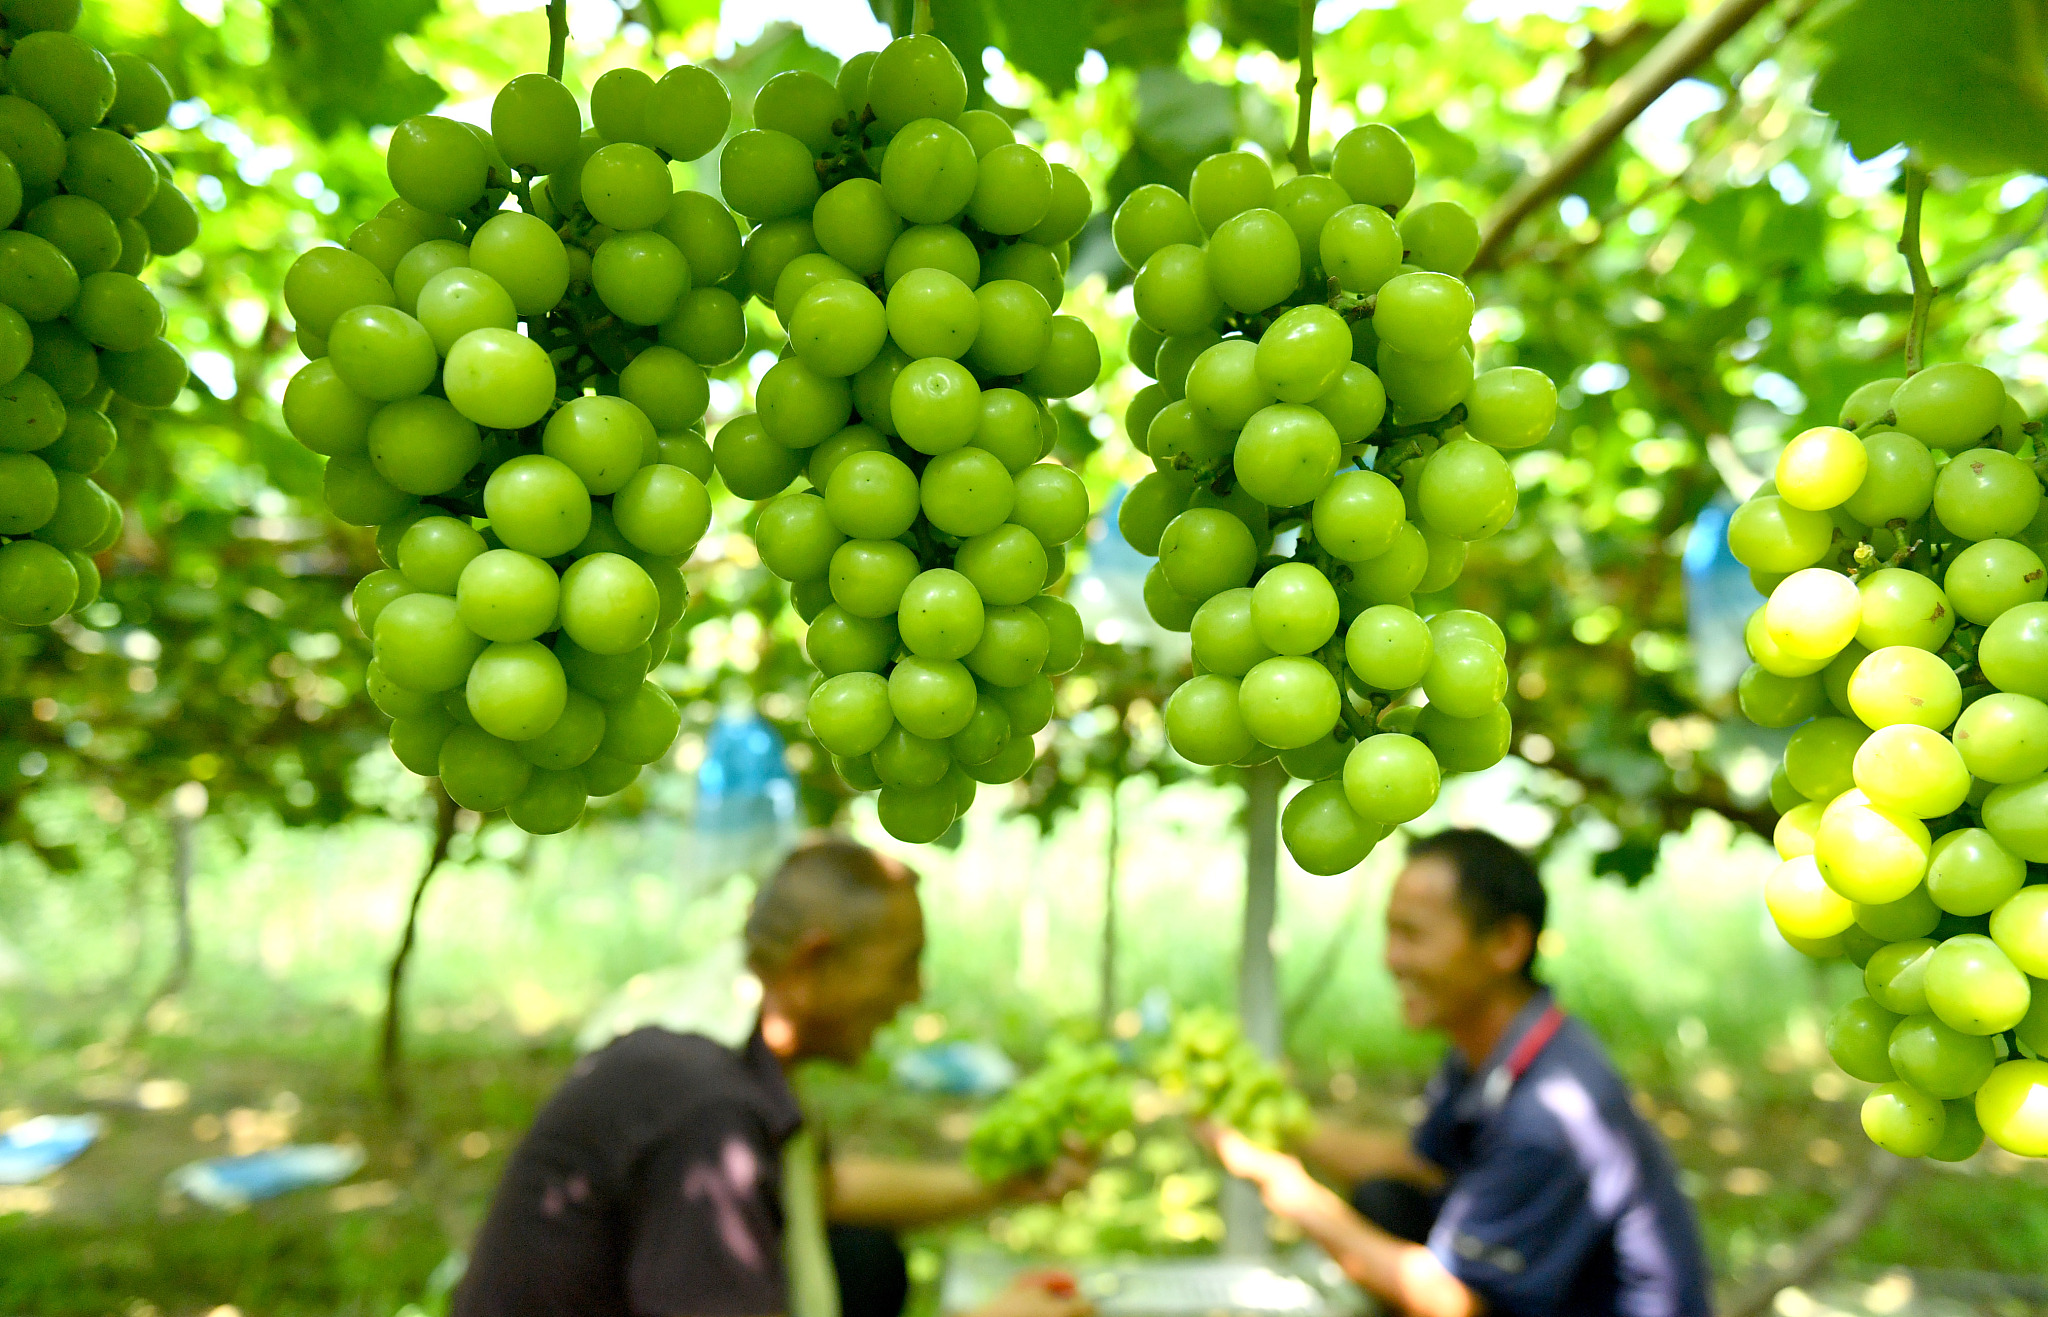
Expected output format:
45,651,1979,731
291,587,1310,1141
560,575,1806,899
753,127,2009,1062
1899,157,1934,375
1291,0,1315,176
378,785,459,1109
1469,0,1777,273
1722,1149,1913,1317
547,0,568,80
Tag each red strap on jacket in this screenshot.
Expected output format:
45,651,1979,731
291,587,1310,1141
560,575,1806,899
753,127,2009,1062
1503,1003,1567,1082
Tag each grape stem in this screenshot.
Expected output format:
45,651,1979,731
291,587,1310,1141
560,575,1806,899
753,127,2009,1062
1899,157,1934,375
1338,698,1376,744
546,0,569,80
913,0,933,36
507,168,537,216
1290,0,1315,176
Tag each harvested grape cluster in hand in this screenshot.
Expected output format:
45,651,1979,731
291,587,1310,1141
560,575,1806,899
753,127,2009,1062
283,61,740,832
1113,126,1556,876
1149,1007,1311,1148
0,0,195,627
1733,363,2048,1160
709,36,1100,844
965,1039,1133,1184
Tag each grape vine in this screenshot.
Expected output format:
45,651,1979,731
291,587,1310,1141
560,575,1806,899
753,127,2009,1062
1113,26,1557,876
715,32,1104,843
279,28,738,832
1736,162,2048,1161
0,0,195,628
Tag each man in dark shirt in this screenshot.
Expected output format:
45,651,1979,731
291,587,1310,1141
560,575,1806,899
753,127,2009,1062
1206,830,1712,1317
455,836,1092,1317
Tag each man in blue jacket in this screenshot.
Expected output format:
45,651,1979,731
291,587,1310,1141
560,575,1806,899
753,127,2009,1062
1209,829,1712,1317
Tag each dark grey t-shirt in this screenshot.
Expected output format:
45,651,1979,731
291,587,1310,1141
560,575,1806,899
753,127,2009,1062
454,1027,803,1317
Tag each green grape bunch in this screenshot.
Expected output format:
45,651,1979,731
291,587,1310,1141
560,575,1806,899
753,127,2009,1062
965,1039,1133,1185
709,35,1102,844
0,0,198,627
1112,126,1557,878
1148,1007,1311,1149
1730,362,2048,1162
279,59,742,833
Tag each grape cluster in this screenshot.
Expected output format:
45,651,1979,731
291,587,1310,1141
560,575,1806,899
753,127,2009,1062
0,0,195,627
965,1039,1132,1184
1732,363,2048,1160
710,36,1101,843
281,63,743,832
1111,127,1556,877
1148,1007,1310,1148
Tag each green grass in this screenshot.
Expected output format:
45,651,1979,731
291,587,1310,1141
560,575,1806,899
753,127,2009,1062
2,780,2045,1316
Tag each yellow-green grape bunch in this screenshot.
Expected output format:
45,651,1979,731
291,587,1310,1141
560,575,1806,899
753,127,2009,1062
713,36,1100,844
1733,363,2048,1162
965,1040,1133,1184
0,0,196,626
1148,1007,1311,1148
281,62,740,833
1111,126,1556,877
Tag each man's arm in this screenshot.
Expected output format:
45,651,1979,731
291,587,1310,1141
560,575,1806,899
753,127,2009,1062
1297,1120,1446,1191
827,1157,1000,1228
828,1155,1091,1230
1209,1130,1479,1317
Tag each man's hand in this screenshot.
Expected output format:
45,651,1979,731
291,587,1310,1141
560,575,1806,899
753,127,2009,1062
1196,1124,1481,1317
974,1271,1093,1317
1197,1124,1337,1220
999,1145,1094,1204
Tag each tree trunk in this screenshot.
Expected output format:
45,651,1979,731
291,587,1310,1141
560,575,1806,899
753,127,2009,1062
125,803,198,1043
379,787,459,1107
1098,782,1120,1033
1224,760,1285,1257
164,809,194,997
1283,864,1375,1036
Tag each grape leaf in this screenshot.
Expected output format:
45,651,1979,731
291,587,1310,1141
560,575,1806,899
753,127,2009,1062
1809,0,2048,176
269,0,443,136
1132,68,1237,166
1214,0,1300,60
1094,0,1187,69
989,0,1090,93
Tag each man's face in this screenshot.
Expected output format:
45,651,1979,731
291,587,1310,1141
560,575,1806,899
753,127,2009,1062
798,884,926,1065
1383,855,1523,1033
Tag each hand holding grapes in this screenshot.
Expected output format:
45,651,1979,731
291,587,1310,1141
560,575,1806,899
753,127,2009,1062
1197,1123,1333,1222
993,1141,1094,1204
1149,1007,1312,1147
966,1041,1131,1185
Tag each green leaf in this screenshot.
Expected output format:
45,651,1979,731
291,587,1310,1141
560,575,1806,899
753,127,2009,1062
1213,0,1299,60
1132,68,1236,166
990,0,1089,93
269,0,444,134
1093,0,1186,68
1392,113,1477,179
1810,0,2048,176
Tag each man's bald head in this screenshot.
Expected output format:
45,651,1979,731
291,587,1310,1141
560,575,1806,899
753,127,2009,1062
745,835,924,1065
745,835,919,975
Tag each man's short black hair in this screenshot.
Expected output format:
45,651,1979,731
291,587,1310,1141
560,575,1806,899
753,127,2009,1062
1406,829,1547,980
